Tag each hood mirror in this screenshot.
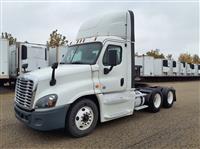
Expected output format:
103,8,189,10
50,62,58,86
22,63,28,73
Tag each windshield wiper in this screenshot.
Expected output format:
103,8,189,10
60,62,66,64
70,61,85,64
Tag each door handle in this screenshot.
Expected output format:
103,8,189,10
120,78,124,86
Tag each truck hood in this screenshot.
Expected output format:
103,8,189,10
22,64,92,82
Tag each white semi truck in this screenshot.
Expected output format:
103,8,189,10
14,11,176,137
0,39,48,86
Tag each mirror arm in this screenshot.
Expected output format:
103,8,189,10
104,66,114,74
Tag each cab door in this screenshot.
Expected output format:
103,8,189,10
98,41,127,93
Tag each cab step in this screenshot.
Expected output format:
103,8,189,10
135,105,148,111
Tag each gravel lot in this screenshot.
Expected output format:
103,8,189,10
0,81,200,149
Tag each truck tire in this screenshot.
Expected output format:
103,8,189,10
148,90,163,113
162,88,174,108
66,98,98,138
0,81,4,87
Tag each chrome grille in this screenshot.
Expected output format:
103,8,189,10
15,77,34,110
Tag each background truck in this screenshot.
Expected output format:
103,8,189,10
0,38,48,86
14,10,176,137
18,42,48,73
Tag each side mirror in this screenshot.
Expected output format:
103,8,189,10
104,50,118,75
108,50,117,66
51,62,58,69
22,63,28,72
50,62,58,86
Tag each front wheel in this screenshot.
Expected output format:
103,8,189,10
66,99,98,138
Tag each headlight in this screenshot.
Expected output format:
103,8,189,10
35,94,58,109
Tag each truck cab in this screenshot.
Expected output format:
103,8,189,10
14,10,176,137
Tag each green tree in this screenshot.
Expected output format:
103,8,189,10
1,32,17,45
146,49,165,59
47,30,68,62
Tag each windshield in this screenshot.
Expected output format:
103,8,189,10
61,42,102,65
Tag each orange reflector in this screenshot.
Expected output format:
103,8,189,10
95,84,101,89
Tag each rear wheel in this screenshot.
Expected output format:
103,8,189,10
162,89,174,108
66,98,98,138
0,81,4,87
148,91,163,113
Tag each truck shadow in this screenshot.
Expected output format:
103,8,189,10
0,85,15,94
22,109,151,140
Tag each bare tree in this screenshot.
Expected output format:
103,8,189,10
146,49,165,59
47,30,68,62
192,54,200,64
1,32,17,45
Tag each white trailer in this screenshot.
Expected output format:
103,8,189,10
0,39,10,84
14,10,176,138
18,42,48,73
194,64,198,76
172,60,179,76
186,63,192,76
179,62,186,76
0,40,48,85
135,55,154,76
189,64,195,76
49,46,68,66
154,59,171,76
9,44,18,78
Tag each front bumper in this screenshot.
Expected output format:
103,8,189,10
14,104,70,131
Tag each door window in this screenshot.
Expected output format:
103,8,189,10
103,45,122,66
21,45,27,60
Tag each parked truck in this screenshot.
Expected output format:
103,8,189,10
0,39,48,86
14,11,176,137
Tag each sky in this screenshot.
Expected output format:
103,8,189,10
1,0,199,59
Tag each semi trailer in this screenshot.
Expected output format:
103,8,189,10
172,60,179,76
0,39,10,84
154,59,172,76
179,62,186,76
14,10,176,137
0,39,48,86
186,63,192,76
135,55,154,76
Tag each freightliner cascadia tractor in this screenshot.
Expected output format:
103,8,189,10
14,10,176,137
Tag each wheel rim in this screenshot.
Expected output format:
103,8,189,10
167,91,173,104
153,93,161,108
75,106,94,131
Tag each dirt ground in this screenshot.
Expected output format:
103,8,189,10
0,81,200,149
